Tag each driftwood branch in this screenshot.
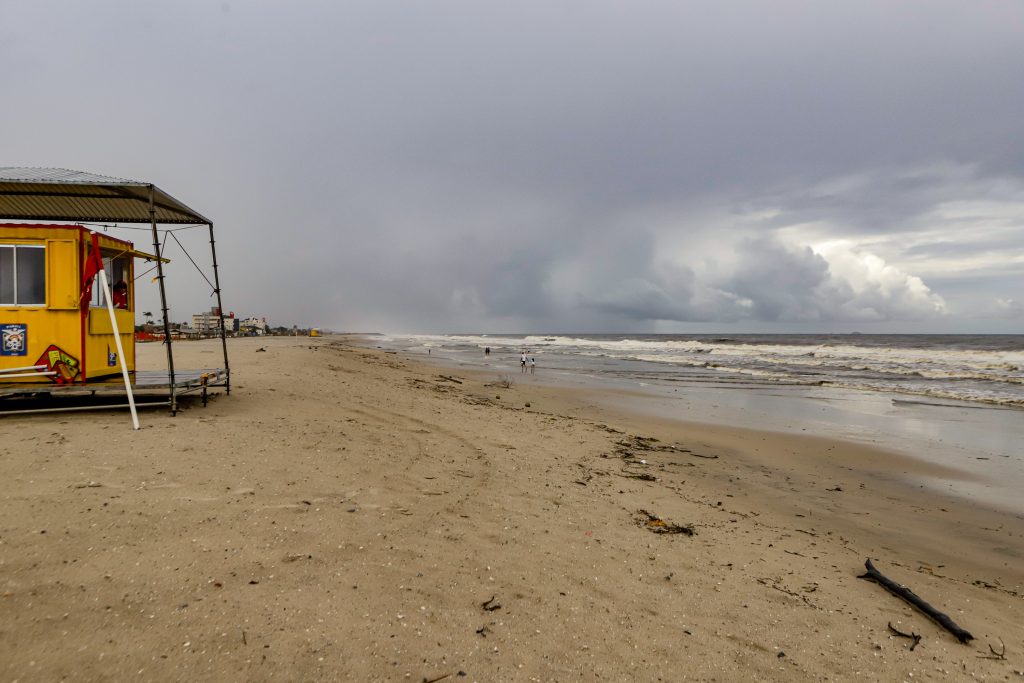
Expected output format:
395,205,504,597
887,622,922,651
977,639,1006,660
859,559,974,643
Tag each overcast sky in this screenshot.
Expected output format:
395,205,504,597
3,0,1022,333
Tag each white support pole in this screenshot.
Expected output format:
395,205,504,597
0,364,48,374
97,268,139,430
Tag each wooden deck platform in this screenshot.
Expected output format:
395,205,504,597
0,368,228,415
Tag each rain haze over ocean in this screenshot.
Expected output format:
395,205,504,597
2,1,1022,334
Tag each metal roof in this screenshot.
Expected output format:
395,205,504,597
0,167,211,225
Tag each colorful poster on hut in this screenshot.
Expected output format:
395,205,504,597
34,344,81,384
1,324,28,356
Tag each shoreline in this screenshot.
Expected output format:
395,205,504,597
2,335,1022,681
385,338,1024,515
378,340,1024,571
387,332,1024,411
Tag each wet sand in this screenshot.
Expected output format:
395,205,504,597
1,335,1022,681
397,341,1024,515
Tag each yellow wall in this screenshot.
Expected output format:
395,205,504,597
0,308,83,381
1,225,137,383
85,309,135,380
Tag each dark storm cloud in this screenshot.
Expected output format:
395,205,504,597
725,239,835,322
758,165,1024,241
2,1,1022,331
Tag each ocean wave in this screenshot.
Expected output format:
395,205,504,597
629,349,1023,385
457,335,1024,376
836,381,1024,409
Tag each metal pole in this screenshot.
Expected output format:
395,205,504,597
208,222,230,394
149,185,177,414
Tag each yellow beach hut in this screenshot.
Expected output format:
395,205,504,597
0,223,161,383
0,168,230,419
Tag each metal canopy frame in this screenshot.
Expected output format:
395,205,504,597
0,167,230,414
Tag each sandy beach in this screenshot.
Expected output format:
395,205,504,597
2,335,1022,682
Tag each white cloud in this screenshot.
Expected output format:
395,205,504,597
576,235,946,325
813,241,947,320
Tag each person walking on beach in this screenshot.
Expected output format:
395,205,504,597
521,352,528,373
530,357,536,374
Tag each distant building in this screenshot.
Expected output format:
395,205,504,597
191,307,237,336
239,316,268,336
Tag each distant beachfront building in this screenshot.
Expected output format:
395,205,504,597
239,316,267,336
191,308,238,336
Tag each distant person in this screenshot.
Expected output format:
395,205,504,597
112,280,128,309
520,352,528,372
530,357,536,374
484,347,490,356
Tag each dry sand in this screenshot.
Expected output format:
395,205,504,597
1,335,1022,682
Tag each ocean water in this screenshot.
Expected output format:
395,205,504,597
384,333,1024,409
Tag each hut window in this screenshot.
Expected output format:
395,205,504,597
90,256,129,308
0,245,46,306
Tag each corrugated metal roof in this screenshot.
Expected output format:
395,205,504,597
0,167,211,225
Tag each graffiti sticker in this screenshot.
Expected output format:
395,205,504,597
1,324,28,356
34,345,81,384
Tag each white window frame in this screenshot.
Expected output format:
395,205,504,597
0,244,46,307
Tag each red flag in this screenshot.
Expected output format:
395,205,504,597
80,232,105,312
